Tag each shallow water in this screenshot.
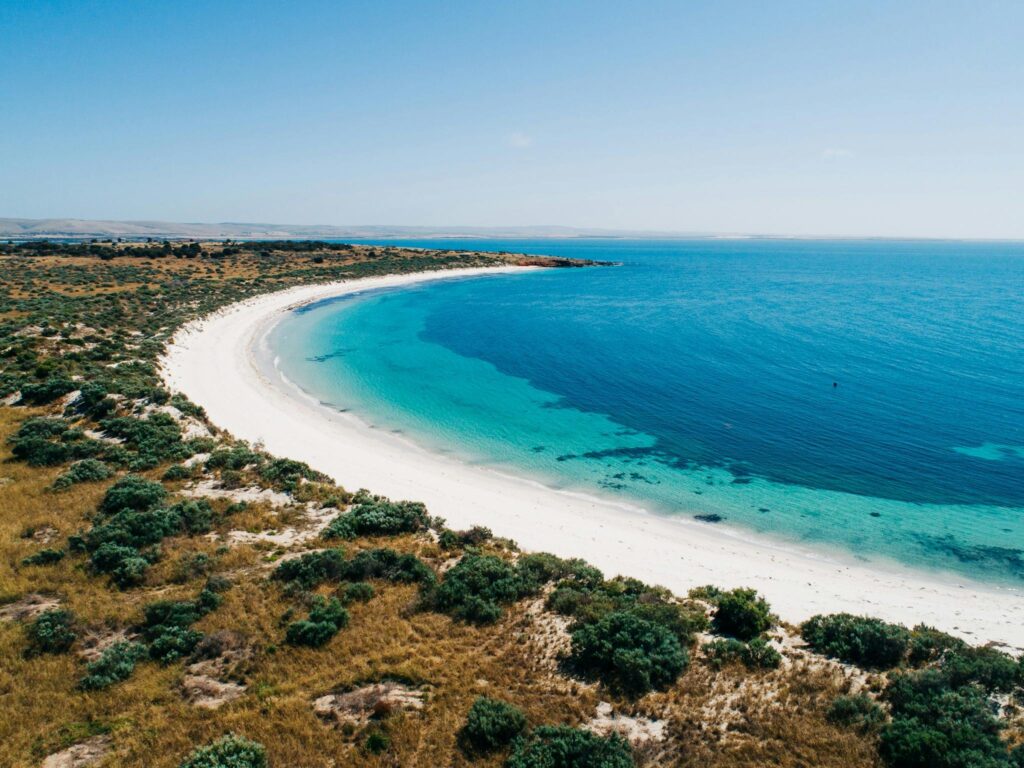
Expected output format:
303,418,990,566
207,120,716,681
269,239,1024,585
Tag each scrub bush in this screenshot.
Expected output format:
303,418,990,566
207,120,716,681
827,694,885,731
285,597,349,647
322,496,430,540
458,696,527,755
712,588,772,640
98,474,167,515
879,669,1012,768
341,548,434,585
425,554,533,624
26,609,77,655
272,548,347,589
801,613,910,669
178,734,267,768
22,548,65,566
568,611,687,695
506,726,634,768
79,641,147,689
53,458,111,489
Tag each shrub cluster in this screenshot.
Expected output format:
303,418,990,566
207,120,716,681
711,588,773,640
424,554,535,624
70,476,214,587
285,596,349,647
25,608,77,655
22,548,66,566
8,417,103,467
827,694,885,731
568,611,688,695
439,525,493,550
458,696,527,756
178,734,267,768
142,588,222,664
52,458,112,490
322,496,430,540
79,641,148,690
506,725,634,768
704,636,781,670
800,613,910,669
272,547,433,592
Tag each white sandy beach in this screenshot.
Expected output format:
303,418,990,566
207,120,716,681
161,266,1024,649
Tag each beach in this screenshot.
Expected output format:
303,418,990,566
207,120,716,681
160,265,1024,650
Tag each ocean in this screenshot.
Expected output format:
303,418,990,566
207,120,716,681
268,239,1024,585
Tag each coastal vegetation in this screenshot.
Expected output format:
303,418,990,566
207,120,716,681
1,241,1021,766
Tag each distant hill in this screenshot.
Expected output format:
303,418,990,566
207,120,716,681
0,217,710,241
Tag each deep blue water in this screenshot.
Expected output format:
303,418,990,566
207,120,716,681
270,239,1024,584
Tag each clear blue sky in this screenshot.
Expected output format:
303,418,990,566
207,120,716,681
1,1,1022,238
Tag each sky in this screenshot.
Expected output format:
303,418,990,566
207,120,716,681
1,1,1022,238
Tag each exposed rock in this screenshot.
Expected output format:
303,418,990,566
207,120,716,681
27,525,60,544
76,627,136,663
313,682,426,727
226,505,338,548
181,674,247,709
0,593,61,622
41,735,112,768
183,479,292,508
585,702,666,744
180,631,254,708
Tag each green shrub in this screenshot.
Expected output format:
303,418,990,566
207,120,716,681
801,614,910,669
142,590,220,639
8,417,101,466
21,376,76,405
879,670,1011,768
426,554,532,624
342,582,375,603
705,637,781,670
272,548,346,589
941,646,1020,693
827,694,885,731
439,525,494,550
149,626,203,664
178,734,267,768
170,499,214,534
341,548,434,585
363,730,390,755
53,458,111,490
79,641,147,689
322,496,429,540
285,597,349,647
458,696,527,755
26,609,76,655
743,637,782,669
568,611,687,695
908,625,966,666
22,548,65,566
506,725,634,768
259,457,326,491
712,588,772,640
163,463,194,481
98,474,167,515
704,637,746,668
99,414,188,469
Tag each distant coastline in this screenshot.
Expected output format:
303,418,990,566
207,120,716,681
5,216,1024,243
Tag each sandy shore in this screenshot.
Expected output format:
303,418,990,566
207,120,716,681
161,266,1024,649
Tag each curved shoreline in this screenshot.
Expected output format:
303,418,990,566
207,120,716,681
160,266,1024,649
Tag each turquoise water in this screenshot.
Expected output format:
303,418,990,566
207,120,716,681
269,239,1024,585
